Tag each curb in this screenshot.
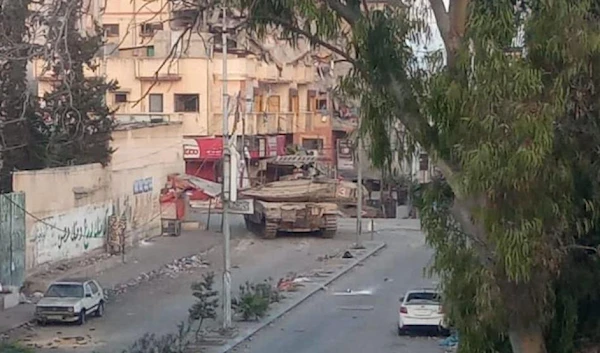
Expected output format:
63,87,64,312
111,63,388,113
0,317,35,337
0,242,223,337
218,241,387,353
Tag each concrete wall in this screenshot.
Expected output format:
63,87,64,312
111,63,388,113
111,124,185,170
13,161,182,272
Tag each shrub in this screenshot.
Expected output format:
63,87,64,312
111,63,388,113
232,279,280,321
0,343,34,353
188,272,219,340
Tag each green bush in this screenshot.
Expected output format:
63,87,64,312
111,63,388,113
0,343,34,353
188,272,219,340
232,279,280,321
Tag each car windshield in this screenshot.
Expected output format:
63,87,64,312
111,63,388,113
406,292,441,304
45,284,84,298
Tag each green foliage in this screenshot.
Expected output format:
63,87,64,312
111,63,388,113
0,0,41,192
232,279,280,321
0,343,34,353
36,0,118,168
188,272,219,340
234,0,600,352
122,321,190,353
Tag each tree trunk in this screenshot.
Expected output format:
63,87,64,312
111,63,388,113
508,322,547,353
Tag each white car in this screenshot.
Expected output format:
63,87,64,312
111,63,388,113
35,278,105,325
398,288,448,335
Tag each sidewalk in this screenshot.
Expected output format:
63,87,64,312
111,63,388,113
0,228,222,336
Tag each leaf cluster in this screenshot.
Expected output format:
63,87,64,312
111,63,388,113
232,278,280,321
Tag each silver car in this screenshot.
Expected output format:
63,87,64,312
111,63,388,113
35,278,105,325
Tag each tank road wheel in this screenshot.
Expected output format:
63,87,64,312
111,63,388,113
262,221,278,239
321,215,337,239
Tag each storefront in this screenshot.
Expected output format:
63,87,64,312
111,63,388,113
183,135,287,182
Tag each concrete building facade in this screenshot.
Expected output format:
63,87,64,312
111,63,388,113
31,0,340,182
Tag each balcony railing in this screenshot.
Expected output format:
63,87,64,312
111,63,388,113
209,112,303,136
135,59,181,81
113,113,173,127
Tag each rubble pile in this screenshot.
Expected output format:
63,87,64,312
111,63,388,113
104,254,210,298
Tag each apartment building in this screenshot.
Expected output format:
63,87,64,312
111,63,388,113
32,0,338,181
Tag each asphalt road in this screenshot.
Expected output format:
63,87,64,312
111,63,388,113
237,229,444,353
11,218,379,353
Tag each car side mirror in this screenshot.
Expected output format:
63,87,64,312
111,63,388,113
85,293,92,298
399,296,404,302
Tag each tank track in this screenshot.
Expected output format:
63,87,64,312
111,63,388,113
263,221,278,239
321,214,337,238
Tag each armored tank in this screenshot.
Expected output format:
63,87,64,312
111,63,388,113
240,178,361,239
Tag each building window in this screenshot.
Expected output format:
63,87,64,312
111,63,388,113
140,22,164,37
253,95,263,112
214,34,237,49
103,24,119,37
316,98,327,110
114,93,128,104
149,94,163,113
307,90,317,111
302,138,323,151
146,46,155,57
174,94,199,112
419,153,429,171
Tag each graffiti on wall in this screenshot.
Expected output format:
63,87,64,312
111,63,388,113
32,203,111,266
133,177,153,195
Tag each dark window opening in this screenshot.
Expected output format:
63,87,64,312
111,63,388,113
302,138,323,151
140,22,164,37
174,94,199,112
103,24,119,37
114,93,127,103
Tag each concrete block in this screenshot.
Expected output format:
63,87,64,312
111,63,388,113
0,286,20,310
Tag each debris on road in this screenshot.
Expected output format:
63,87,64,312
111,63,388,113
21,334,96,349
277,273,306,292
342,251,354,259
105,254,210,298
439,332,459,349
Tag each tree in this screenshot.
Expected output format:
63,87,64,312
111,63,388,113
35,0,117,168
220,1,600,353
188,272,219,340
0,0,41,192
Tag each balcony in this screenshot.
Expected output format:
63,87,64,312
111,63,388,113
113,113,177,130
209,112,298,136
134,59,181,82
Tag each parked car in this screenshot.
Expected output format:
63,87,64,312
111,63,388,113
398,288,448,335
35,278,105,325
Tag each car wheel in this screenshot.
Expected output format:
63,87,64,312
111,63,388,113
95,301,104,317
77,310,86,325
37,318,47,327
398,327,405,336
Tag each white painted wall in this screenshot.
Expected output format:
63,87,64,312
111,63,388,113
32,202,111,266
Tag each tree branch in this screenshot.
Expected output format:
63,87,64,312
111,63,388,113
446,0,470,66
258,15,357,66
323,0,362,25
449,197,495,267
565,244,600,254
429,0,449,47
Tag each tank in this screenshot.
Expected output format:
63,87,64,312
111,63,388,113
240,178,361,239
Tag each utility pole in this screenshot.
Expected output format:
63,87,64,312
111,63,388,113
220,5,232,330
356,119,363,246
